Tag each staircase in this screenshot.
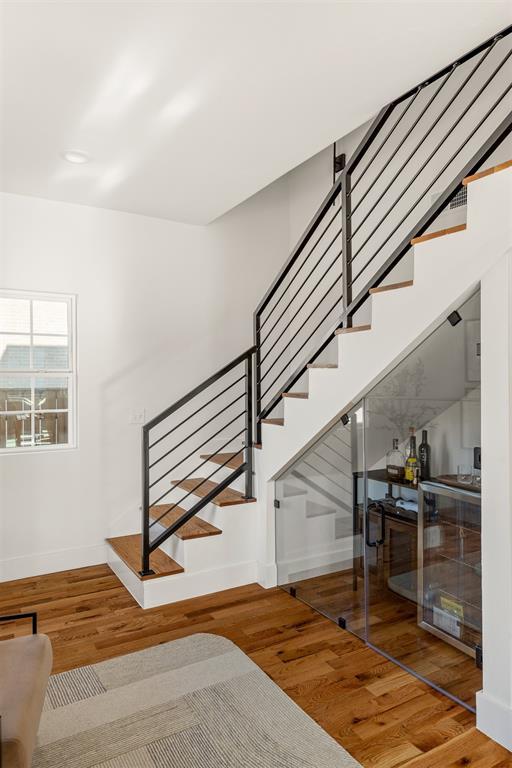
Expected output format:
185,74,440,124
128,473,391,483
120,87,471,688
106,25,512,608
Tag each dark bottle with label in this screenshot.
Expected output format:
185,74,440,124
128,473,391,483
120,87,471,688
404,427,418,486
418,429,431,481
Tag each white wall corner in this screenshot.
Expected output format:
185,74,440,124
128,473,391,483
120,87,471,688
476,691,512,752
478,245,512,750
256,560,277,588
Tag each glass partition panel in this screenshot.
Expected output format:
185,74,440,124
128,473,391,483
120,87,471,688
275,403,366,638
364,290,481,711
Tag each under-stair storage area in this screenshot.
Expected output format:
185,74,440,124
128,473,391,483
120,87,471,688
275,289,482,711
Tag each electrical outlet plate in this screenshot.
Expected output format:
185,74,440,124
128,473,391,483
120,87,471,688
129,408,145,425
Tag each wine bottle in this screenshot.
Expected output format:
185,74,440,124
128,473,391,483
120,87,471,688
404,427,418,486
386,438,405,482
419,429,431,480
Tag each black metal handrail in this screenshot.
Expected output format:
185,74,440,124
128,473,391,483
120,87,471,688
341,26,512,318
140,25,512,573
253,24,512,436
141,347,254,575
254,177,344,439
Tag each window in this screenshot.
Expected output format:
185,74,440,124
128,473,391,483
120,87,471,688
0,291,76,451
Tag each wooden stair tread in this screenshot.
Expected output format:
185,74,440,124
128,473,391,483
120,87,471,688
261,418,284,426
335,324,371,335
463,158,512,185
369,280,413,294
282,392,308,399
148,506,221,539
411,223,466,245
106,534,183,580
171,477,256,506
307,363,338,369
199,451,243,470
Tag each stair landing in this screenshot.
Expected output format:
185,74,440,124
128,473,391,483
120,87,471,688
107,534,184,580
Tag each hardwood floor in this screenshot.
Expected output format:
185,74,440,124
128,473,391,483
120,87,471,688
287,568,481,710
1,565,511,767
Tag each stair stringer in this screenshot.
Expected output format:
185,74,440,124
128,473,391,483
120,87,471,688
254,167,512,587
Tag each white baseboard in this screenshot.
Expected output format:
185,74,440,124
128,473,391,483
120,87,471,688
143,560,259,609
476,690,512,751
257,560,277,588
106,553,259,609
0,543,108,582
277,541,353,583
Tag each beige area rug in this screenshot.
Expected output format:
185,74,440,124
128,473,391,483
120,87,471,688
34,633,361,767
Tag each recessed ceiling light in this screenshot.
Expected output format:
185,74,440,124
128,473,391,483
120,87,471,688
62,150,90,164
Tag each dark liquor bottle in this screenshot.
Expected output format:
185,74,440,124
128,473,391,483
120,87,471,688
419,429,431,480
404,427,418,486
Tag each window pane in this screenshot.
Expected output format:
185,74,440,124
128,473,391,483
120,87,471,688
0,413,32,448
35,377,68,410
0,376,32,411
0,334,30,369
33,335,69,369
0,298,30,333
33,300,68,335
34,412,68,446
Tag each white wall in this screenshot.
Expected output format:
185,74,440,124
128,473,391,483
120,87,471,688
477,246,512,751
0,179,290,580
0,94,375,582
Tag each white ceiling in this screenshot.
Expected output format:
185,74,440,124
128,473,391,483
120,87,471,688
1,2,510,224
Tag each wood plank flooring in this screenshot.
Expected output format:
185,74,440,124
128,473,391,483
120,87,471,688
287,568,481,709
0,565,510,767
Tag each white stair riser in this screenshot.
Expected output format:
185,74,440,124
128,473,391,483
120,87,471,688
158,504,257,572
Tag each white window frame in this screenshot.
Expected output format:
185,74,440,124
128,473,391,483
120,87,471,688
0,288,77,453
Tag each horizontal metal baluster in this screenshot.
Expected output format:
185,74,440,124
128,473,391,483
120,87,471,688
162,444,246,510
351,87,422,192
149,374,244,450
149,392,245,469
300,458,348,492
149,410,246,488
350,79,512,286
257,323,343,422
350,64,458,219
320,440,352,465
256,179,342,319
146,347,254,433
261,291,343,401
260,203,341,330
149,435,245,526
260,225,342,345
149,463,246,551
349,44,512,267
351,37,499,231
260,270,342,384
149,445,246,526
260,248,342,364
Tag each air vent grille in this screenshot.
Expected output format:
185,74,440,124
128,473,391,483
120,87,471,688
449,186,468,210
